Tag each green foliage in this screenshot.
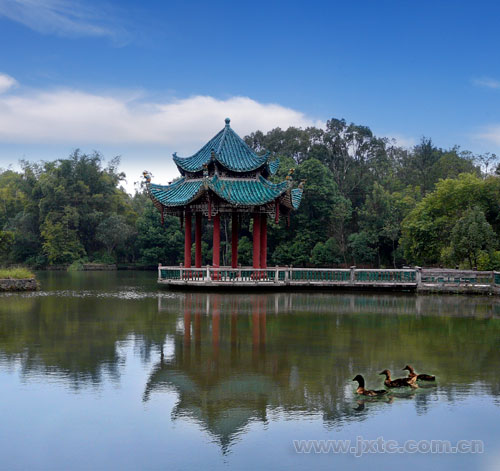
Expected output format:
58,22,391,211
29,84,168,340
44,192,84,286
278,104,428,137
450,206,497,269
67,260,85,271
96,214,136,257
135,201,183,266
348,232,378,265
356,183,419,267
0,230,14,255
0,117,496,269
401,174,500,265
0,267,34,279
311,238,341,266
238,236,252,266
476,251,500,271
0,152,139,267
271,158,351,266
41,206,85,265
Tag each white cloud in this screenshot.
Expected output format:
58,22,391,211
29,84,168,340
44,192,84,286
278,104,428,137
473,77,500,89
476,124,500,146
0,0,127,42
387,134,416,149
0,73,17,93
0,82,322,151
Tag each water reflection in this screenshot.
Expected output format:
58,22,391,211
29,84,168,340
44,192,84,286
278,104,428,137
1,274,500,456
146,292,499,450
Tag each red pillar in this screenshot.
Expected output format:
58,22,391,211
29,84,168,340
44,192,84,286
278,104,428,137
212,213,221,267
231,212,238,268
212,295,220,360
195,213,202,268
251,297,260,363
260,214,267,269
183,295,191,348
184,211,192,268
252,212,261,269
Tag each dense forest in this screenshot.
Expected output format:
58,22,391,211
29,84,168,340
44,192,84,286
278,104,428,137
1,118,499,270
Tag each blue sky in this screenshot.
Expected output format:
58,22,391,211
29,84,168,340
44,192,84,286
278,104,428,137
0,0,499,192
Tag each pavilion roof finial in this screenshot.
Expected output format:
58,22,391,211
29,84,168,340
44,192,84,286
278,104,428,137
172,118,272,173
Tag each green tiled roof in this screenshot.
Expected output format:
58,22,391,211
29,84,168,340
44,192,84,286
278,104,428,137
267,158,280,175
149,175,292,207
149,179,203,206
291,188,303,209
173,118,270,173
148,119,304,211
208,175,289,206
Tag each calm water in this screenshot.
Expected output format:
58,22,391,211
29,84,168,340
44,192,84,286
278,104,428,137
0,271,499,471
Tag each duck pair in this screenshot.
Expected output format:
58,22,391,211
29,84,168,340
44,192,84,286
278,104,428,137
353,365,435,397
352,370,415,397
403,364,435,382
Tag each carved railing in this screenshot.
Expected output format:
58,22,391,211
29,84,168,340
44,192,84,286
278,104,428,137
159,266,288,282
159,266,415,284
289,268,351,282
495,272,500,286
354,269,416,283
420,269,496,286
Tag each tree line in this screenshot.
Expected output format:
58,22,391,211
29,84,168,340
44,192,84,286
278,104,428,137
1,118,499,269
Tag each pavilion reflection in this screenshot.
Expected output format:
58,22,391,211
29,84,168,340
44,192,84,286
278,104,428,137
145,293,377,451
145,294,278,451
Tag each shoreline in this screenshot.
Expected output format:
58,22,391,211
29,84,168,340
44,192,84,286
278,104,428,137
0,278,39,292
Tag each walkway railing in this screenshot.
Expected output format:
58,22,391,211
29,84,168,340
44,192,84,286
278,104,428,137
421,269,498,286
158,265,500,292
159,266,415,284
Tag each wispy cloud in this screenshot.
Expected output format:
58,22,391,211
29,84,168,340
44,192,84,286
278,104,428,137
0,73,17,93
0,0,128,43
473,77,500,89
476,124,500,147
0,75,322,151
387,134,416,149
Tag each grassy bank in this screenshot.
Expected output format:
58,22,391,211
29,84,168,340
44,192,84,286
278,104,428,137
0,267,35,279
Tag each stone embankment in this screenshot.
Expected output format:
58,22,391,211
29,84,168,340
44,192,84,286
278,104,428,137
0,278,39,291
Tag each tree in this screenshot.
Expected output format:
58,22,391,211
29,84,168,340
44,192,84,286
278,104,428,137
0,230,13,257
41,207,85,265
311,238,342,266
348,232,378,265
96,215,136,258
401,174,500,265
312,118,389,205
357,183,418,267
475,152,499,176
450,206,497,268
135,201,183,266
1,119,498,270
431,149,479,182
270,158,350,266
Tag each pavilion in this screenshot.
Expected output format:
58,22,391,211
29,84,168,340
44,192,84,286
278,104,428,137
144,118,303,270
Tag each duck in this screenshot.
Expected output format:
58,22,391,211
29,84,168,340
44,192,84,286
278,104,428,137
352,374,388,397
379,369,418,388
403,365,436,382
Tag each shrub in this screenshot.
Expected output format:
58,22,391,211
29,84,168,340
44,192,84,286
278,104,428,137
0,267,35,279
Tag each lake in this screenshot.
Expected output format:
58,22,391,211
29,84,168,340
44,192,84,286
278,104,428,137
0,271,499,471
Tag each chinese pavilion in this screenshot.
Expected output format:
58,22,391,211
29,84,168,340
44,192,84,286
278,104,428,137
144,118,303,270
